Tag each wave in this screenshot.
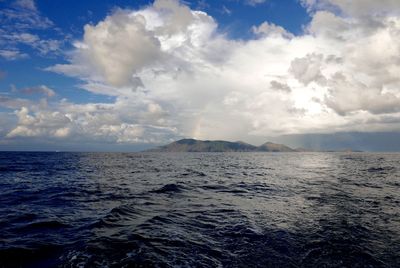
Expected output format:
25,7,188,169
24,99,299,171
150,183,185,194
16,220,70,232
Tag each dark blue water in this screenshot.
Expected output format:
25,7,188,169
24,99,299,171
0,152,399,267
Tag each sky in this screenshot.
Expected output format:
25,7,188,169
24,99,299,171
1,0,400,151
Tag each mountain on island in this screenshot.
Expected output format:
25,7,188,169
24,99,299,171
257,142,295,152
146,139,303,152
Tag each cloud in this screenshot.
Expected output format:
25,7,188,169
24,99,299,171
0,95,32,109
7,0,400,145
289,53,327,86
221,5,232,15
301,0,400,17
50,0,219,88
0,0,52,30
18,85,56,97
5,98,178,143
44,63,94,82
252,21,293,38
8,32,39,43
80,9,164,87
0,49,28,60
0,32,62,56
324,72,400,115
14,0,37,11
246,0,267,6
270,81,291,93
6,107,72,138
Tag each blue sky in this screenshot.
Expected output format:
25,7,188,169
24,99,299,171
1,0,400,151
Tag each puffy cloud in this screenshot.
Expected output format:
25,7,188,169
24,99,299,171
48,0,295,111
302,0,400,17
290,53,327,86
307,11,352,40
49,0,220,89
252,21,293,38
325,72,400,115
6,107,72,138
80,10,163,87
4,93,178,143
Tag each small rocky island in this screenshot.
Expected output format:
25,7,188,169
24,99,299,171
146,138,306,152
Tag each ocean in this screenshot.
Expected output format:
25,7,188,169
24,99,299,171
0,152,399,267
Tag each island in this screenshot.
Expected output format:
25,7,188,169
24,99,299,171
145,138,308,152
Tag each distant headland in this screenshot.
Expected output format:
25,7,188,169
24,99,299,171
145,138,310,152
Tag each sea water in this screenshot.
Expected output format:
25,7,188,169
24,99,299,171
0,152,399,267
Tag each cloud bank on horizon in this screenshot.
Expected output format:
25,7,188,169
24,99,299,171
1,0,400,148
